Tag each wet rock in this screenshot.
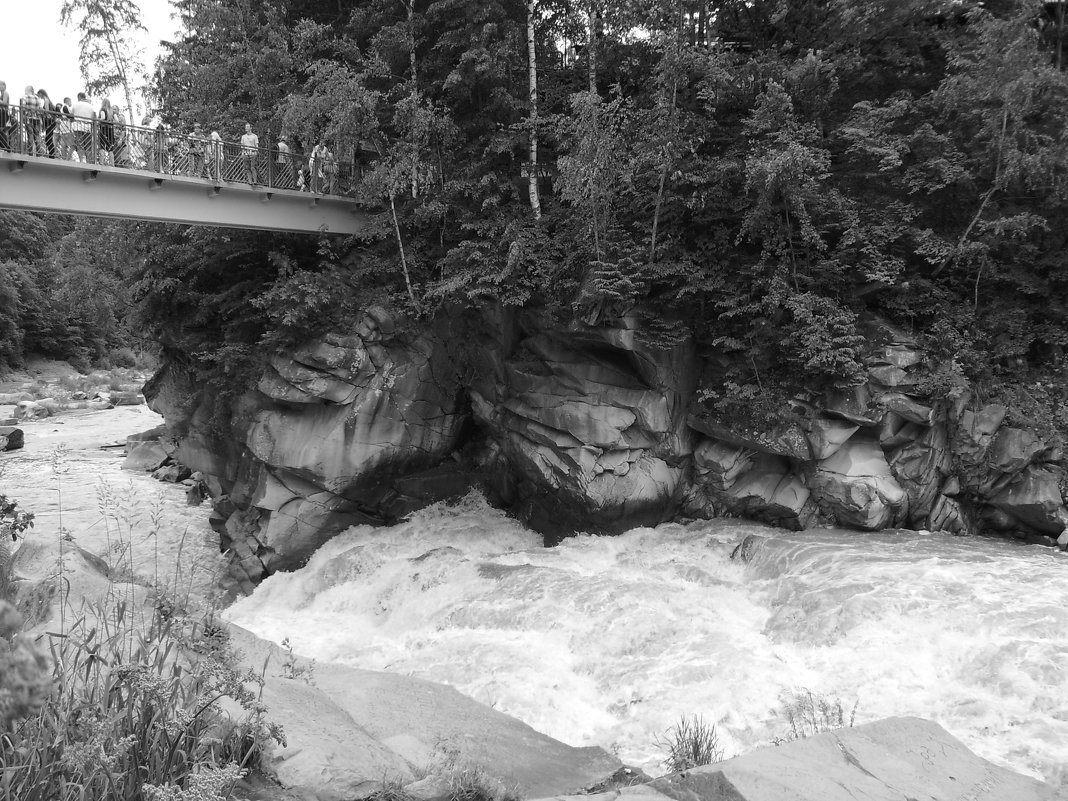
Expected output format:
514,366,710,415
123,440,170,472
730,534,766,563
0,426,24,452
533,717,1058,801
990,465,1068,535
721,454,817,530
927,494,975,536
809,438,908,530
152,463,192,483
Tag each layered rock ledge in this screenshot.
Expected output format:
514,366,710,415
141,307,1068,588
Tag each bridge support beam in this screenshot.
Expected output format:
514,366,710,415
0,153,368,236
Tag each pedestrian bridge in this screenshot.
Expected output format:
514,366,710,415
0,105,369,236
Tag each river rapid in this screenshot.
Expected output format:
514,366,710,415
226,493,1068,786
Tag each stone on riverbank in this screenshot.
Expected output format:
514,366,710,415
532,717,1058,801
0,426,24,451
227,626,621,801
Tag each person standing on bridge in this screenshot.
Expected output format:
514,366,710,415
112,106,128,167
71,93,96,163
309,141,328,193
56,98,74,160
0,82,10,151
20,86,43,157
36,90,56,158
240,123,259,184
276,135,292,188
97,99,116,166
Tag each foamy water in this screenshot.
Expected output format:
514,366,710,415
225,494,1068,784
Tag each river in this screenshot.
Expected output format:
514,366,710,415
5,410,1066,787
226,492,1068,786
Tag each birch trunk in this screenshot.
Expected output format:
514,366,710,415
406,0,419,199
527,0,541,219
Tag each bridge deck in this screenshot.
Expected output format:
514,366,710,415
0,152,369,235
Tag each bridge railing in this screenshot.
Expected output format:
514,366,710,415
0,102,357,197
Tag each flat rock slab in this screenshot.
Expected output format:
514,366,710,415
228,625,620,801
535,717,1057,801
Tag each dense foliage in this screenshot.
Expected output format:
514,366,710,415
8,0,1068,415
0,213,151,372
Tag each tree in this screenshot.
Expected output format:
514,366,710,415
61,0,146,117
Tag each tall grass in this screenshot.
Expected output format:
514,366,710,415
1,457,277,801
774,689,858,744
656,714,724,772
0,596,282,801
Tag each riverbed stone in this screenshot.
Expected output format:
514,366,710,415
0,426,24,451
123,440,170,472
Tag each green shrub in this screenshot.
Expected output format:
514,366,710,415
656,714,723,773
0,603,51,731
773,689,858,744
0,597,283,801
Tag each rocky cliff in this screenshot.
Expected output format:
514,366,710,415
143,306,1068,589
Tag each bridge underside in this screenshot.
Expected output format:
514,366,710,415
0,153,369,236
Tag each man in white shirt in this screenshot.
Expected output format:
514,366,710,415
71,92,96,163
240,122,259,184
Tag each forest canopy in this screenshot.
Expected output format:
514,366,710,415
6,0,1068,421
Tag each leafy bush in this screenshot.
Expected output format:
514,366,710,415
0,597,283,801
773,689,858,744
656,714,724,773
0,603,51,731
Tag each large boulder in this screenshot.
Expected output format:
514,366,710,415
228,626,620,801
692,439,753,492
809,437,908,530
470,323,697,535
145,321,467,578
533,717,1058,801
0,426,24,452
990,465,1068,536
887,422,951,526
719,454,817,530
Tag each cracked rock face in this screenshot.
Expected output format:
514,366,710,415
146,309,1068,587
146,315,466,588
469,323,698,535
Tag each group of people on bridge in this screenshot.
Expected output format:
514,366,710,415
0,81,347,195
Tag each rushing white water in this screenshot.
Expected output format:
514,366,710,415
225,493,1068,785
